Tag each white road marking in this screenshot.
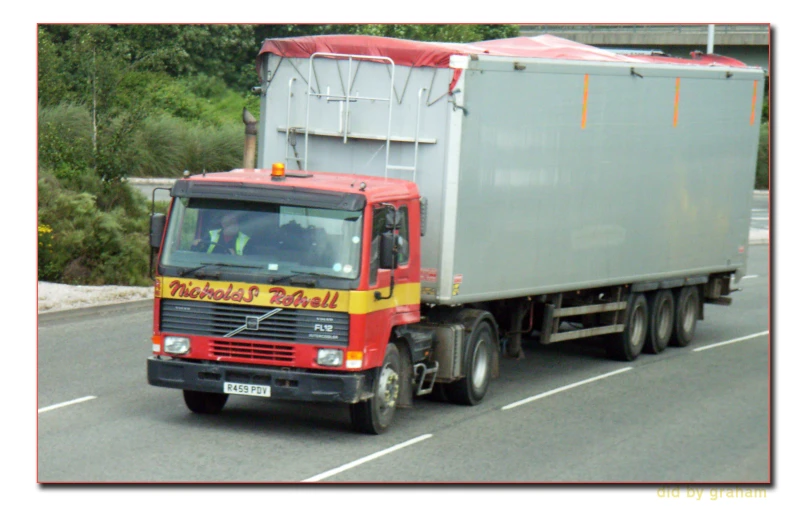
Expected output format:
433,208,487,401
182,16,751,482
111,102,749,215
302,434,433,482
742,275,760,279
38,395,97,414
692,331,769,352
501,367,633,411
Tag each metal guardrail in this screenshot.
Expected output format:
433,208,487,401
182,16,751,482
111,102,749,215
521,24,769,34
519,25,769,50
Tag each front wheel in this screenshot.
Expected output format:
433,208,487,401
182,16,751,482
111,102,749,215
183,390,228,414
445,320,495,406
350,343,402,434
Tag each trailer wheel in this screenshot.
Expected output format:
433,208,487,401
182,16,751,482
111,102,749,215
643,290,674,354
350,343,401,434
445,320,495,406
670,286,699,347
607,293,648,361
183,390,229,415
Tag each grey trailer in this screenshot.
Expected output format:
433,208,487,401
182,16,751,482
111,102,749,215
256,35,764,360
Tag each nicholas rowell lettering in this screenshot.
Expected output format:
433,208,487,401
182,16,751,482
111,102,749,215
169,280,259,303
268,287,340,309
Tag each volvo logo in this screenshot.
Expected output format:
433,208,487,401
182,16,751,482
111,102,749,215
224,308,284,337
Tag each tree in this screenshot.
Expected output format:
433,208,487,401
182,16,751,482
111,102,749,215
348,24,520,42
40,25,181,187
253,23,520,45
116,25,260,91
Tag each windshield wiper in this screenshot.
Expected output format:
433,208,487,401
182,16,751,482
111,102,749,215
268,270,347,286
177,262,262,278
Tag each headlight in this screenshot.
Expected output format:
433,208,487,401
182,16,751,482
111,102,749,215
316,349,343,367
164,336,190,355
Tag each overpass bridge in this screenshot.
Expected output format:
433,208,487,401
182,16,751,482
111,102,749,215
519,25,769,70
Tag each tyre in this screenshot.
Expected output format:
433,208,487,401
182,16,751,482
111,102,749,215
183,390,228,415
607,293,648,361
670,286,699,347
445,320,495,406
350,343,402,434
643,289,674,354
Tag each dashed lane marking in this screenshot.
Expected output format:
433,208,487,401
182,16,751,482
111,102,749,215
302,434,433,482
501,368,633,411
692,331,769,352
38,396,97,414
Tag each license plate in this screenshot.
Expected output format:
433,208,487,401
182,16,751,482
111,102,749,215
223,382,271,398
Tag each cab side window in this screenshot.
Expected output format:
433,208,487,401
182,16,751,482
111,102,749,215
397,206,410,265
369,207,387,286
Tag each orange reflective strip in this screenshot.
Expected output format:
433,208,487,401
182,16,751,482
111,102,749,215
673,77,681,127
750,80,758,125
581,74,589,129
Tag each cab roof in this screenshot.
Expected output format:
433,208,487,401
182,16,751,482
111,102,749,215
185,168,419,204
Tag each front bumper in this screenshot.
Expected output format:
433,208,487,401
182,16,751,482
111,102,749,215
147,357,375,404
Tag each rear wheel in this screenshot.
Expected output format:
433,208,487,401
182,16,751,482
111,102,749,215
445,320,495,406
670,286,699,347
183,390,228,415
607,293,648,361
643,290,674,354
350,343,401,434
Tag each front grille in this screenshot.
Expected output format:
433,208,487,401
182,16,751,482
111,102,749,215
160,299,349,344
210,340,294,362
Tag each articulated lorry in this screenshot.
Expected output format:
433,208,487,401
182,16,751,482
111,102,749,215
147,34,765,433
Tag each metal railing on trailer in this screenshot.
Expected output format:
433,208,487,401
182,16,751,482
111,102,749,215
281,52,428,182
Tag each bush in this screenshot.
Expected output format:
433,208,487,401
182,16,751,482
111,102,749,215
38,104,93,180
38,171,152,286
184,74,229,99
37,223,57,281
123,116,244,177
180,122,243,174
126,115,187,177
756,122,769,189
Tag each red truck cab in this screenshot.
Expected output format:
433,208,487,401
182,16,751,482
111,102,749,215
147,166,427,433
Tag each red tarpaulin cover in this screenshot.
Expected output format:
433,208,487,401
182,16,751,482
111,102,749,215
257,34,749,92
257,34,748,69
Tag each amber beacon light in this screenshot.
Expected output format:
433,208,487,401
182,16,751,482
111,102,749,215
271,162,286,180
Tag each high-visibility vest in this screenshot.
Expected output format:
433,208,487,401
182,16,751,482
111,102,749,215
208,229,250,255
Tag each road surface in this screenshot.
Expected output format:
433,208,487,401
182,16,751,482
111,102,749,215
37,245,770,483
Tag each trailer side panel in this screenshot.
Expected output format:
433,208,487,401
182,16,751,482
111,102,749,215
447,57,763,303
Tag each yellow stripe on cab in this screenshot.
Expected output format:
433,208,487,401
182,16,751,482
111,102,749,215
157,277,420,315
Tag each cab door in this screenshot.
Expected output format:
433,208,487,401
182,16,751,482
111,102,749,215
368,201,418,303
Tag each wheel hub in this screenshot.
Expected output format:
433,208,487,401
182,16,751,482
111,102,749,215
472,341,489,390
683,297,696,333
630,306,646,346
379,367,399,410
659,300,673,337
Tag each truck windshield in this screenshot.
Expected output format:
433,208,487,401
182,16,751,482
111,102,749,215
160,197,363,282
